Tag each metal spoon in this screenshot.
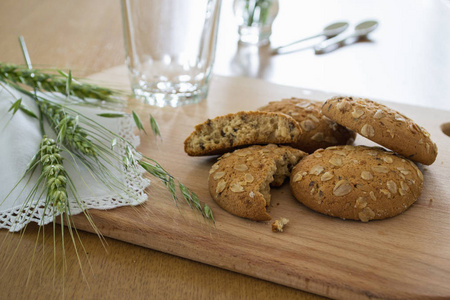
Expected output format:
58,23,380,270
314,20,379,54
271,21,349,54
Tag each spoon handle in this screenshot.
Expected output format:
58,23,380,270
314,33,354,53
271,32,323,54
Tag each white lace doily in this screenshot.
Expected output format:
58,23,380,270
0,88,150,232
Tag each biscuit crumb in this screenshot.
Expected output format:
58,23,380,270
272,217,289,232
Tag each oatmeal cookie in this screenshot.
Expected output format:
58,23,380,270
322,96,438,165
259,98,355,153
209,144,307,221
184,111,302,156
290,145,424,222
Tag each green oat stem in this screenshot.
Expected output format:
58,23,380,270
149,114,161,139
1,57,214,282
0,62,123,104
139,159,214,223
2,67,213,225
132,110,146,135
2,39,173,286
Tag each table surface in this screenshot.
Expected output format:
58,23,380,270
1,0,449,299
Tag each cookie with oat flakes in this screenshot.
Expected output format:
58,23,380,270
184,111,302,156
321,96,438,165
209,144,306,221
290,145,424,222
259,98,355,153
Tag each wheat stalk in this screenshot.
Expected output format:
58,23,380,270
0,62,123,103
39,100,98,156
1,38,215,288
38,137,69,213
1,67,214,224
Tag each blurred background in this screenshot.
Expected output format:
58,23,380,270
1,0,449,109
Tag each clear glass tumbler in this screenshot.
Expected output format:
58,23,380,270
121,0,222,107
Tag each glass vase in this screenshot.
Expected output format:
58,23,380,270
233,0,279,45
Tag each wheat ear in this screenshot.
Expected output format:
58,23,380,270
39,100,97,157
38,136,68,214
0,63,121,103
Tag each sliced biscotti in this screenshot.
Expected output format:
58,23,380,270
290,145,424,222
322,96,438,165
258,98,355,153
184,111,302,156
209,144,307,221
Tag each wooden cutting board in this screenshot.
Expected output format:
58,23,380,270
72,65,450,299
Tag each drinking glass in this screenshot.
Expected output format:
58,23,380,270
121,0,222,107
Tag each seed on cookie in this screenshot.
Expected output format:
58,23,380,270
394,114,405,122
216,180,226,193
309,165,325,175
245,173,254,183
237,150,252,157
337,100,351,112
234,164,249,172
361,171,374,180
373,109,384,119
386,180,398,194
210,163,220,174
320,172,334,182
308,114,320,123
300,119,316,131
383,156,394,163
333,150,347,156
359,207,376,222
372,166,389,173
329,156,343,167
400,181,409,191
230,183,244,193
292,172,304,182
333,180,353,196
380,189,391,198
213,171,226,180
352,108,365,119
355,197,368,209
361,124,375,137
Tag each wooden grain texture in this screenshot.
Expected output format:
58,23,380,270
0,0,125,76
72,66,450,299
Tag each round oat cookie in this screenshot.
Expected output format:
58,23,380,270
322,96,438,165
209,144,307,221
259,98,355,153
290,145,424,222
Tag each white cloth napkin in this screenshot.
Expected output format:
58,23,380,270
0,87,150,232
